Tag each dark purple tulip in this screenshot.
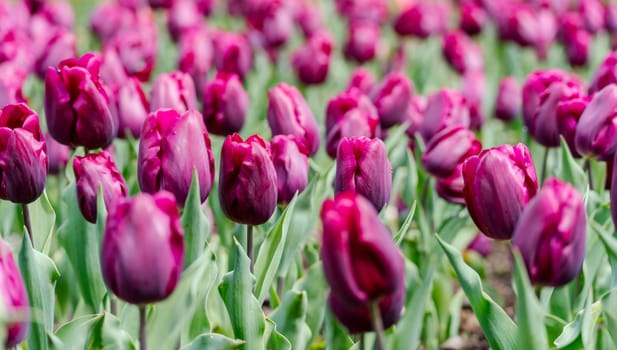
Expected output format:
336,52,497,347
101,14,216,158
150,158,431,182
292,31,333,85
419,89,470,142
371,72,414,129
463,143,538,240
102,191,184,304
495,76,521,122
513,178,585,287
248,6,293,49
334,0,387,24
442,31,484,75
177,26,212,97
150,72,197,113
606,3,617,33
459,1,486,35
106,21,157,82
45,132,69,175
167,0,202,42
466,233,491,258
212,31,252,80
334,137,392,211
580,0,605,34
394,2,449,38
347,67,376,95
31,22,76,79
203,72,248,136
73,151,128,223
560,12,591,67
271,135,309,204
267,83,320,156
109,77,149,139
343,22,380,64
0,237,29,347
589,51,617,95
0,103,47,204
138,109,215,205
218,133,277,225
436,163,466,205
461,70,486,130
0,64,26,108
422,126,481,177
148,0,174,9
575,85,617,161
45,53,116,149
321,192,404,331
557,97,589,158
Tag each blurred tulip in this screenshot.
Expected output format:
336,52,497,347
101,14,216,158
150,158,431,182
580,0,605,34
461,70,486,130
89,2,138,41
442,31,484,75
495,76,520,122
335,0,387,24
459,1,486,35
248,6,293,49
557,97,589,158
45,132,69,175
150,72,197,113
31,24,76,79
347,67,376,95
167,0,202,42
0,103,47,204
575,85,617,161
138,109,214,205
267,83,320,156
495,4,557,60
466,233,491,258
295,2,323,37
102,191,184,304
560,12,591,67
148,0,174,8
607,3,617,33
513,178,585,287
394,2,449,38
37,1,74,29
419,89,470,142
436,163,465,205
108,77,149,139
218,133,277,225
177,26,212,96
44,53,116,149
343,22,380,64
589,51,617,94
271,135,309,204
212,31,252,79
0,64,26,108
0,237,29,348
106,22,157,82
73,151,128,223
203,72,248,136
292,31,333,85
99,49,128,88
334,137,392,211
422,125,481,177
405,95,427,142
371,72,414,129
463,143,539,240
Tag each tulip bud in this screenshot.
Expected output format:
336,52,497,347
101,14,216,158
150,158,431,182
148,0,173,9
44,53,116,149
422,126,481,177
267,83,320,156
343,22,380,64
108,77,149,139
394,2,449,38
37,1,75,29
463,143,539,240
512,178,586,287
607,4,617,33
347,68,376,95
219,133,277,225
589,51,617,95
89,3,141,42
419,89,470,142
466,233,491,258
101,191,184,304
436,163,466,205
321,192,405,332
99,49,128,88
292,31,333,85
334,137,392,211
0,104,47,204
295,2,323,38
0,237,29,348
73,151,128,223
580,0,605,34
150,72,197,113
405,95,427,145
106,22,157,82
248,6,293,49
495,77,521,122
271,135,309,204
442,31,484,75
45,132,69,175
564,29,590,68
371,72,414,129
177,26,213,96
212,31,253,80
575,85,617,160
459,1,486,36
461,70,486,130
557,97,589,158
167,0,202,42
32,26,76,79
138,109,215,205
0,64,26,108
203,72,248,136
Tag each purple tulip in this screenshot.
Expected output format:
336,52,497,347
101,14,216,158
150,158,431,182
90,3,147,42
575,85,617,161
606,3,617,33
334,0,387,24
343,22,380,64
138,109,215,205
177,26,213,97
99,49,128,88
442,30,484,75
459,1,486,35
589,51,617,95
422,126,481,177
405,95,427,143
44,53,116,149
271,135,309,204
167,0,202,42
495,76,521,122
267,83,320,156
419,89,470,142
580,0,605,34
291,31,333,85
73,151,128,223
334,137,392,211
203,72,248,136
347,67,376,95
108,77,149,139
560,12,591,67
0,237,29,347
463,143,538,240
371,72,414,129
31,21,76,79
436,163,466,205
102,191,184,304
148,0,174,9
0,64,26,108
321,192,405,332
248,5,293,49
295,2,323,38
394,2,449,38
212,30,252,80
36,1,74,29
557,97,589,158
105,20,157,82
150,72,197,113
218,133,277,225
45,132,69,175
466,233,491,258
461,70,486,130
512,178,585,287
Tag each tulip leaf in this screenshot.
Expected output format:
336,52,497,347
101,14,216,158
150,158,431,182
27,191,56,254
554,292,601,349
601,289,617,348
290,262,328,344
18,233,59,350
394,200,416,246
324,307,354,350
254,196,296,303
436,235,518,350
181,333,245,350
147,243,219,350
219,239,266,350
52,313,136,350
182,170,212,268
265,318,292,350
270,290,312,350
512,250,548,350
51,314,101,349
558,138,587,191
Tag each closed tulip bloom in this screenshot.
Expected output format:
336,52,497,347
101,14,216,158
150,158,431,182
295,2,323,38
371,72,414,129
203,72,248,136
459,1,486,36
580,0,605,34
463,143,539,240
607,4,617,33
0,64,26,108
73,151,128,223
564,29,590,67
495,77,521,122
271,135,309,204
436,163,466,205
45,132,69,175
575,85,617,160
0,237,29,348
466,233,491,258
0,104,47,204
138,109,215,205
249,6,293,49
343,22,380,64
101,191,184,304
442,31,484,75
219,133,277,225
44,53,116,149
99,49,128,88
32,27,76,79
109,77,149,139
405,95,427,142
334,137,392,211
347,67,376,95
292,31,333,85
267,83,320,156
150,72,197,113
461,70,486,130
512,178,586,287
422,126,481,177
177,26,213,96
394,2,449,38
90,2,136,41
212,31,253,80
106,23,157,82
167,0,202,42
557,97,589,158
589,52,617,94
148,0,174,8
419,89,470,142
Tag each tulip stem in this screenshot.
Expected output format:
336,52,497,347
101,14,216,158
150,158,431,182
110,297,117,315
139,306,147,350
584,159,594,191
247,225,254,274
540,147,549,184
21,204,33,244
369,301,385,350
359,333,365,350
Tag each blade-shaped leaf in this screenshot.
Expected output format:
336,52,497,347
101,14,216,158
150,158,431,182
270,290,311,350
182,170,212,268
182,333,244,350
27,191,56,254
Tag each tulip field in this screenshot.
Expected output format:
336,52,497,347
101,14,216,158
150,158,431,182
4,0,617,349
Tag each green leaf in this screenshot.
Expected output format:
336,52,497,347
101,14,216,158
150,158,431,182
558,138,587,191
601,290,617,348
270,290,312,350
182,170,212,268
27,191,56,254
554,293,601,349
436,235,518,350
52,313,136,349
265,319,291,350
324,308,354,350
290,262,328,344
51,314,101,349
219,239,266,350
182,333,244,350
394,201,416,246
